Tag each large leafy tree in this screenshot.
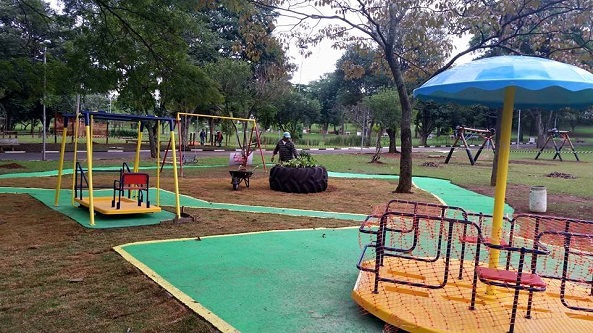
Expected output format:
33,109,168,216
335,46,393,144
308,73,344,135
0,0,58,131
59,0,229,155
364,88,401,158
194,2,292,146
273,89,321,139
246,0,593,193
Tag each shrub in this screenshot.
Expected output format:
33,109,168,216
110,128,139,138
323,135,362,147
281,151,321,168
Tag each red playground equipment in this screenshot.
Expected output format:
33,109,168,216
353,199,593,333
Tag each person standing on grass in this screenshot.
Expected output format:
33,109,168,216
271,132,298,163
216,130,223,147
199,129,206,145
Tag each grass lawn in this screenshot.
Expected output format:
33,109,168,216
0,148,592,332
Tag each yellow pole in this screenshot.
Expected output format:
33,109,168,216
156,120,161,206
170,130,181,219
86,122,95,226
487,87,515,293
177,112,257,123
176,113,182,177
54,123,69,206
71,114,80,206
134,121,142,173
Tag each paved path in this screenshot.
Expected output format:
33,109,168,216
1,146,458,161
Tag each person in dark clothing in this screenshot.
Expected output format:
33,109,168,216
216,130,223,147
271,132,298,163
199,129,206,145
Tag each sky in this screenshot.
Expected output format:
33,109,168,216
275,5,479,85
46,0,477,85
287,34,477,85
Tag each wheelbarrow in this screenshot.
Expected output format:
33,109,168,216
229,169,253,190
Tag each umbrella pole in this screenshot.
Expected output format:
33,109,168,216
487,87,515,294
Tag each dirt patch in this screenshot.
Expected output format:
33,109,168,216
546,171,576,179
420,162,439,168
0,169,439,333
508,159,553,166
0,162,26,169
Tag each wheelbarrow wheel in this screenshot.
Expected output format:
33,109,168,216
232,177,240,190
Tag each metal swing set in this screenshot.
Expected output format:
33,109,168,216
445,126,496,165
534,128,580,161
53,111,182,226
169,113,266,190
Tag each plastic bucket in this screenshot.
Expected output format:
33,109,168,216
529,186,547,213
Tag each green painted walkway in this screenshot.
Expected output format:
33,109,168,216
1,169,515,332
111,174,513,332
119,228,383,332
0,172,512,228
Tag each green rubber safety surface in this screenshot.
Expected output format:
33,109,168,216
113,175,514,332
119,228,384,332
1,170,516,331
0,187,176,228
328,173,514,216
0,174,513,228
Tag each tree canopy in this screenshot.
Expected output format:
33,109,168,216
246,0,593,192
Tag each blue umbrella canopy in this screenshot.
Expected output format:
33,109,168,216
412,55,593,274
413,55,593,109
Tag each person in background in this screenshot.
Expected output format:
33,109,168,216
216,130,223,147
199,129,206,145
271,132,298,163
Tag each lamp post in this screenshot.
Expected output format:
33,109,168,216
41,39,51,161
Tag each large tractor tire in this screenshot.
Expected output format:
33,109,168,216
269,166,328,193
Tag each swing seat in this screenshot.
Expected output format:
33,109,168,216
112,172,150,209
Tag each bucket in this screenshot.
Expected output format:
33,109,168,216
529,186,547,213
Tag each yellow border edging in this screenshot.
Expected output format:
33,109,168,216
112,227,360,332
113,243,240,333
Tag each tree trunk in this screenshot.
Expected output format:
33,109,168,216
148,122,158,158
420,134,428,146
387,128,398,153
385,52,413,193
370,127,383,163
366,118,374,147
208,119,214,145
534,110,554,148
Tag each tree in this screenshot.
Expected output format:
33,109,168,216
193,3,292,147
273,89,321,139
248,0,593,193
364,88,401,160
308,73,344,135
415,101,442,146
0,0,59,132
60,0,235,156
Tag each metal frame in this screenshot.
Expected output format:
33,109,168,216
175,113,266,177
534,129,580,161
54,111,181,225
445,126,496,165
356,199,593,333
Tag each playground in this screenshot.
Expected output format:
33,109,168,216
0,145,592,332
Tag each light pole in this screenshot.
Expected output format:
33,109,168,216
41,39,51,161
